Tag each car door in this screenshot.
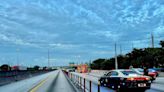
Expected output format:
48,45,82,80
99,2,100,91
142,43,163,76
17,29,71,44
107,71,119,89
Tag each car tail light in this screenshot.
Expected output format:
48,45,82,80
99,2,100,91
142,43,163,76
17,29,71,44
127,77,149,81
127,78,135,81
145,77,150,80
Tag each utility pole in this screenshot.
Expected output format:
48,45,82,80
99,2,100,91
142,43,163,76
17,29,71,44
16,49,19,66
120,45,122,55
115,43,118,69
151,33,154,48
48,49,50,68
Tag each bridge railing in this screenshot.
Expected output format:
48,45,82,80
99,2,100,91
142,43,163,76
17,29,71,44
64,71,101,92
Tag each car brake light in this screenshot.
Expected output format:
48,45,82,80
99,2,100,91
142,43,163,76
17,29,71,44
127,77,149,81
127,78,134,81
145,77,149,80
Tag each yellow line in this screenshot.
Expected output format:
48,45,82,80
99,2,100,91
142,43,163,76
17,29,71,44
29,75,52,92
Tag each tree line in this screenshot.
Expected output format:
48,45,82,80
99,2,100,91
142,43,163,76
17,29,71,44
91,40,164,70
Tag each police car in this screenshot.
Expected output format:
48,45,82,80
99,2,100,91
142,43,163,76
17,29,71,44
99,69,151,91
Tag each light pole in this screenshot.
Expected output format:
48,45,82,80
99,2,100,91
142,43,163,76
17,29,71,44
120,45,122,55
48,48,50,68
115,43,118,69
151,33,154,48
16,48,20,66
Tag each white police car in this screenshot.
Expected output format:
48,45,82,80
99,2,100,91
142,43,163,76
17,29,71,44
99,69,151,91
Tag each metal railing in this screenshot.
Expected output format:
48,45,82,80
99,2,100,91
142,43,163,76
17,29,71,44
64,71,101,92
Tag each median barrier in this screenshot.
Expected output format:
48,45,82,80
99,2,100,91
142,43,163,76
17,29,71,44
0,70,53,86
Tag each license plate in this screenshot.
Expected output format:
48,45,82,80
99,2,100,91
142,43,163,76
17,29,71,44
138,83,146,87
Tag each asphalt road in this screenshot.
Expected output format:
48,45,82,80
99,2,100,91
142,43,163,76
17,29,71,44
0,70,77,92
0,70,59,92
49,70,76,92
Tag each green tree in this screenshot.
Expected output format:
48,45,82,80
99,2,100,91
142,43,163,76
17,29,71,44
34,65,40,70
0,64,11,71
91,59,105,69
91,41,164,69
160,41,164,47
101,58,115,70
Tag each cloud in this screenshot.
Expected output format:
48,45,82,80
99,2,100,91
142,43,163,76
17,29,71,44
0,0,163,66
89,31,122,41
0,33,38,47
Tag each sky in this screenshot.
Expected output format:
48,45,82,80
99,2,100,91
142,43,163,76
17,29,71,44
0,0,164,66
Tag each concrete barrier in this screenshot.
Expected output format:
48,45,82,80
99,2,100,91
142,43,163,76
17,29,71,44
0,70,52,86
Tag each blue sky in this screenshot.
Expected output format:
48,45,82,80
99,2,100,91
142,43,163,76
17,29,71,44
0,0,164,66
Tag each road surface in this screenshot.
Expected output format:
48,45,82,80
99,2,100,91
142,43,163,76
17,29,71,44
0,70,58,92
0,70,77,92
49,70,76,92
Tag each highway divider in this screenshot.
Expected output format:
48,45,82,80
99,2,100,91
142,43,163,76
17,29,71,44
0,70,54,86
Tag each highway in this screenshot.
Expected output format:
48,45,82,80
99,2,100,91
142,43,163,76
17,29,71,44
0,70,77,92
0,70,58,92
0,70,164,92
49,70,76,92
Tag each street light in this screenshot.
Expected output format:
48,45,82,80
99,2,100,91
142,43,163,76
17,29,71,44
48,48,50,68
16,48,20,66
115,43,118,69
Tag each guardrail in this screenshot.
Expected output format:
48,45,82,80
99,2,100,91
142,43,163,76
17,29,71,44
64,71,101,92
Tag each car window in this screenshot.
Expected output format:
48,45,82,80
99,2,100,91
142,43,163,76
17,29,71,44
121,71,137,76
111,71,119,76
149,69,156,72
106,72,111,76
138,69,143,72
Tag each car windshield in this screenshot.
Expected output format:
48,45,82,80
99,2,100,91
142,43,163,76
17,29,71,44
121,70,138,76
149,69,156,72
138,69,144,72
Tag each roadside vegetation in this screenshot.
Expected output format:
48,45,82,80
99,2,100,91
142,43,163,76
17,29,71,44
91,40,164,70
